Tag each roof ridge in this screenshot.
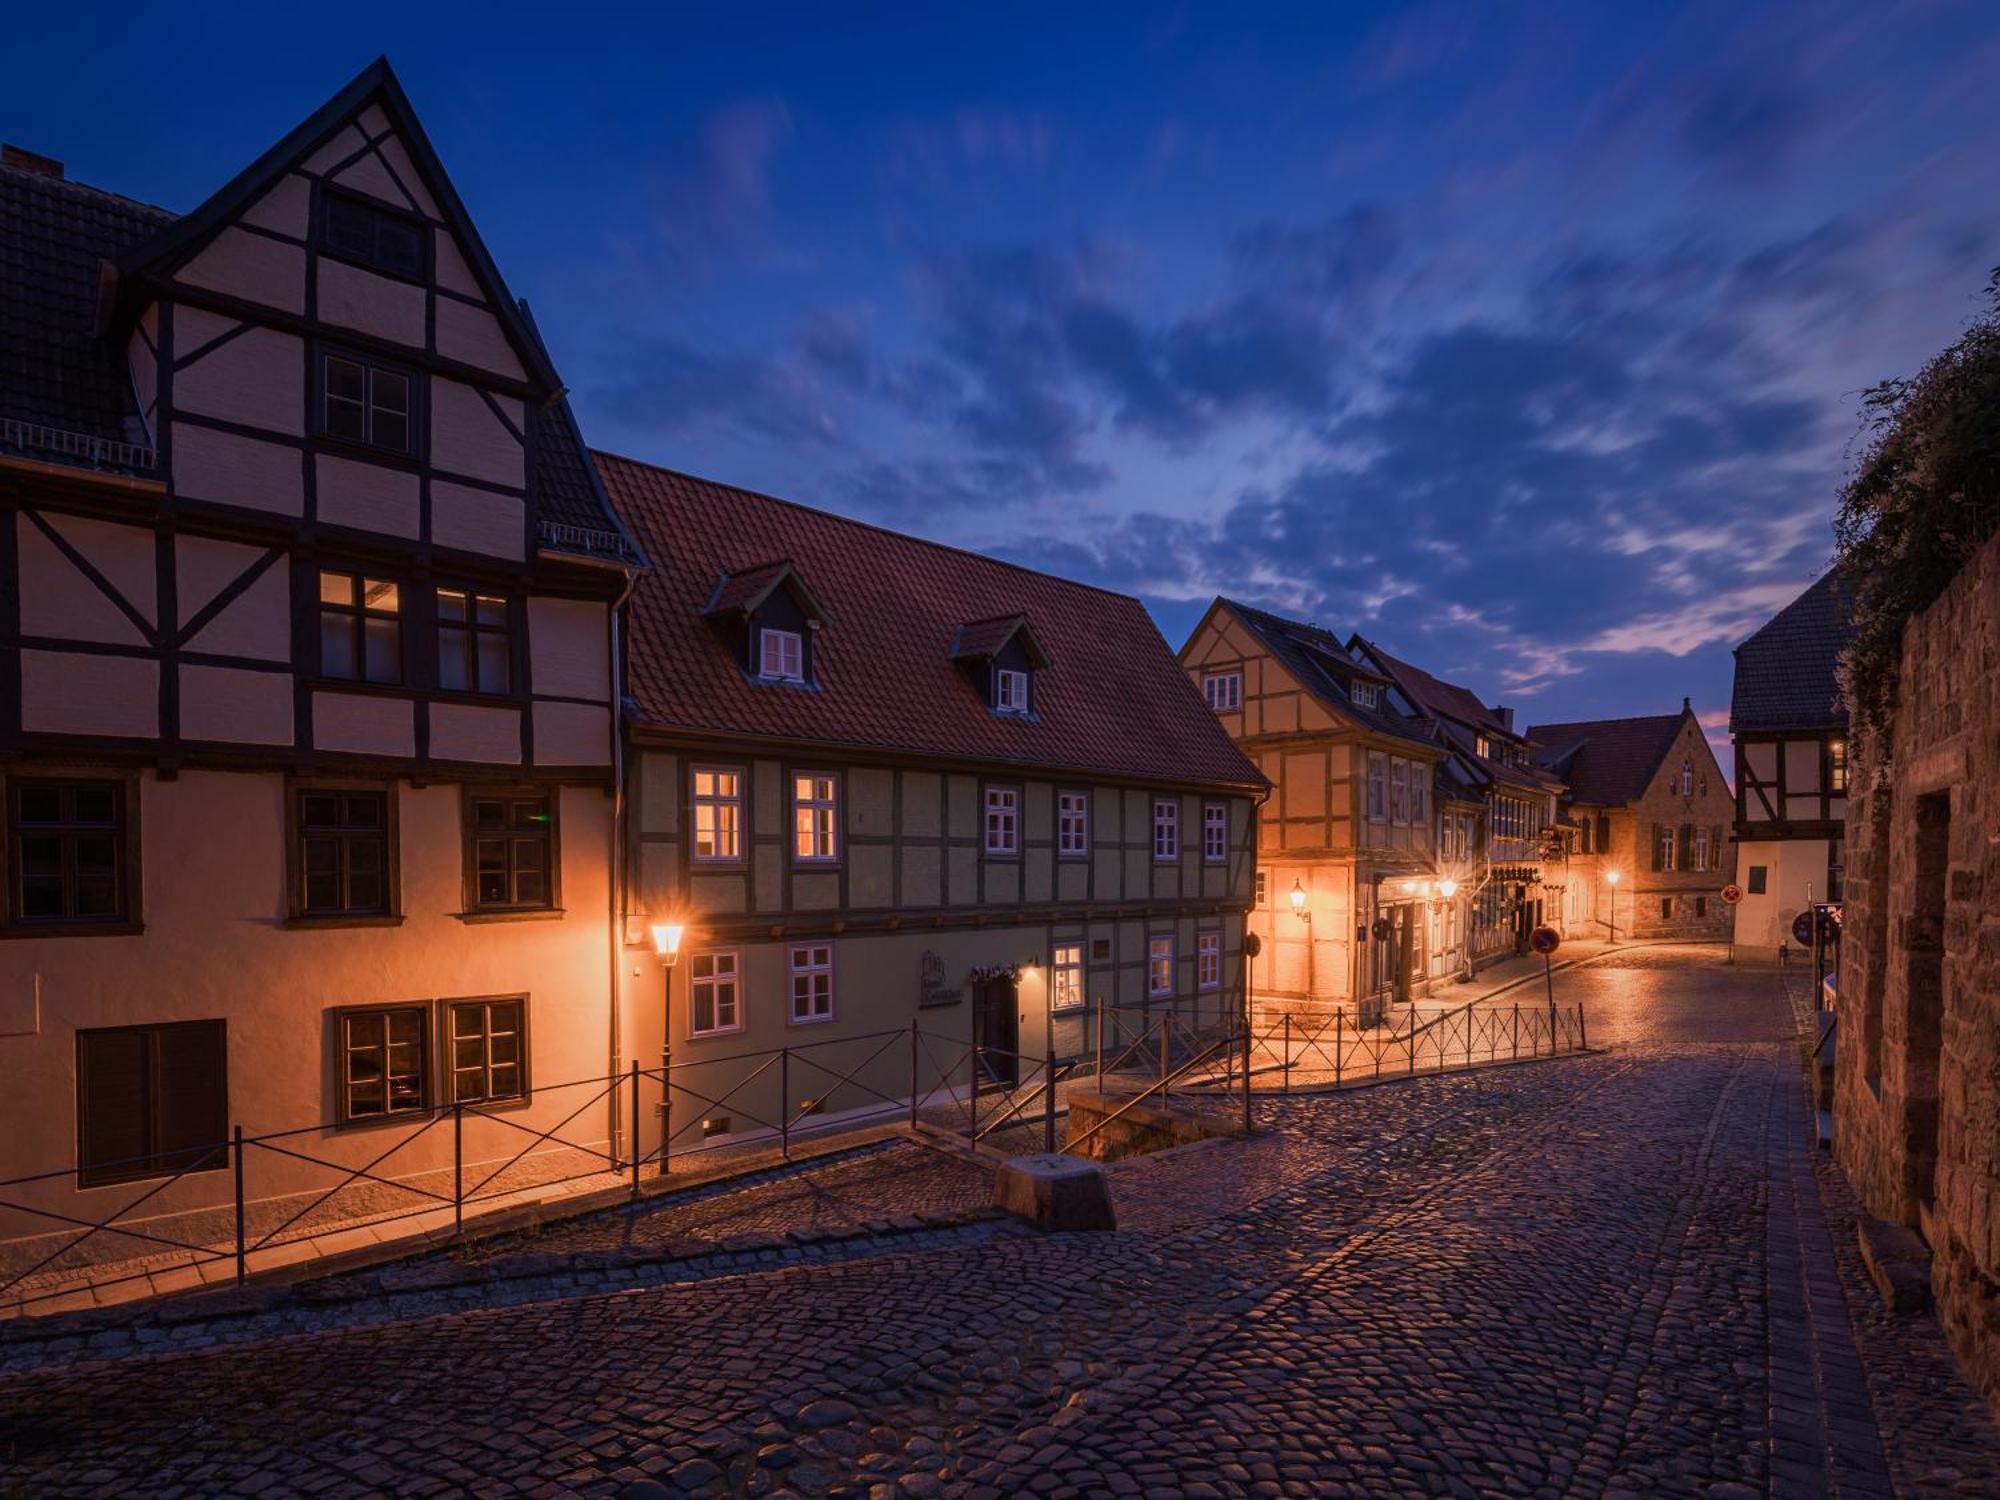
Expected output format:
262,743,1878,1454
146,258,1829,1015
591,449,1150,610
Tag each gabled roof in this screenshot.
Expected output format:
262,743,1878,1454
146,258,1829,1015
703,560,827,622
1217,599,1437,750
1730,571,1853,734
1527,710,1690,806
950,614,1051,669
111,57,561,395
0,157,173,473
604,456,1266,790
1350,637,1512,738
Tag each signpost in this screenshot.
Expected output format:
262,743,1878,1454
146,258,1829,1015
1530,924,1561,1033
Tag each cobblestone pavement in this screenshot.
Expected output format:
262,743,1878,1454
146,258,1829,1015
5,949,1999,1497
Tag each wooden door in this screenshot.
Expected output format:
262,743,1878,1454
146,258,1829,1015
973,978,1019,1089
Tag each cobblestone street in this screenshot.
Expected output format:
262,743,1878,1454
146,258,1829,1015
4,947,1998,1497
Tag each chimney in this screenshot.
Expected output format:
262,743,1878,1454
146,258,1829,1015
2,145,64,178
1494,705,1515,733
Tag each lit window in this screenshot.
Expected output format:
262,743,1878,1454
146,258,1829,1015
1051,942,1084,1012
318,571,402,683
1152,799,1180,862
793,774,839,862
1828,738,1848,793
1148,934,1174,996
760,628,804,682
1202,802,1228,864
994,668,1030,714
1367,754,1387,821
692,768,744,862
437,588,511,694
690,950,742,1037
789,944,834,1024
984,785,1019,855
1255,870,1267,906
1204,672,1241,711
1058,790,1090,857
1475,735,1492,759
1197,932,1220,991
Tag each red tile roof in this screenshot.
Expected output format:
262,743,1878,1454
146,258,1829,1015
1527,710,1689,806
1354,638,1511,736
600,455,1266,790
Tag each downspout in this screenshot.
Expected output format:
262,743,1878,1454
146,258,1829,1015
605,563,640,1162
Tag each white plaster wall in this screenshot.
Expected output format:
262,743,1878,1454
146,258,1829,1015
183,563,290,663
533,701,611,766
17,520,147,647
373,133,439,217
172,425,304,516
238,173,311,238
435,299,523,381
177,536,272,626
174,228,305,316
20,651,158,738
316,454,421,538
430,703,522,764
301,125,368,177
316,259,425,349
172,319,305,436
330,150,415,214
430,379,524,490
312,691,416,758
46,514,157,624
180,666,294,746
434,232,481,299
431,481,524,560
528,598,610,701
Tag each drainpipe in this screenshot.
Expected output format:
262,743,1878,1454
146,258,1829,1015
604,563,640,1163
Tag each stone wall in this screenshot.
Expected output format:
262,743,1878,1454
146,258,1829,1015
1835,527,2000,1412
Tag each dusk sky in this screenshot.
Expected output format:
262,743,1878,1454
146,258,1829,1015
14,2,2000,755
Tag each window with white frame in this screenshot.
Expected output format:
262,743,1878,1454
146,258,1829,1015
1827,737,1848,793
1367,753,1387,821
1148,934,1174,996
984,785,1019,855
689,950,741,1037
759,627,804,682
788,944,833,1023
1203,672,1241,711
793,773,839,862
1352,682,1380,709
1391,758,1410,824
1057,790,1089,857
1255,869,1267,905
1197,931,1220,990
1152,798,1179,861
1679,759,1693,797
1051,942,1084,1012
1202,802,1227,863
994,668,1029,714
1658,825,1677,871
691,767,744,862
1693,826,1710,871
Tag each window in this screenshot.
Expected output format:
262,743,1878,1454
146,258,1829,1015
1203,672,1241,711
1148,935,1174,997
692,768,744,862
320,189,425,278
8,779,130,925
437,588,512,694
984,785,1019,855
1679,759,1694,797
1152,798,1180,862
1475,735,1492,759
320,351,412,454
1660,897,1673,919
1411,770,1428,828
1198,932,1221,991
1693,826,1710,872
759,628,804,682
445,997,527,1104
793,773,839,862
1255,870,1267,906
1366,754,1387,822
1747,865,1768,895
789,944,834,1023
1391,759,1410,824
1828,738,1849,794
339,1005,428,1122
76,1020,227,1185
1656,825,1677,872
1091,937,1112,963
690,950,742,1037
296,789,392,918
1352,683,1380,709
1052,942,1084,1012
318,571,402,683
1694,896,1708,919
1202,802,1228,864
465,792,555,912
1057,790,1090,857
994,668,1029,714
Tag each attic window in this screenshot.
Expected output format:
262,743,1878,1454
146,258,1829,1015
995,668,1030,714
1352,683,1379,710
320,188,426,280
759,628,804,683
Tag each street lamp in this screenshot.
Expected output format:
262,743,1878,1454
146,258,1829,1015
1289,878,1310,922
1604,870,1620,945
650,922,686,965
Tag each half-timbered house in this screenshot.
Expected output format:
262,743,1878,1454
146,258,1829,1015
604,462,1264,1150
0,63,642,1280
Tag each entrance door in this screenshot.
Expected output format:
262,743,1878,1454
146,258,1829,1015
972,978,1019,1090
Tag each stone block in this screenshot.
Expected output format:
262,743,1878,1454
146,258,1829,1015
992,1154,1116,1232
1857,1215,1931,1315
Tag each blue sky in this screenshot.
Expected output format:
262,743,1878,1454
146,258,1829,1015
14,2,2000,751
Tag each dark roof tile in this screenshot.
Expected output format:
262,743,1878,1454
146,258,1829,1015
1527,712,1687,806
1729,572,1853,733
1218,599,1438,750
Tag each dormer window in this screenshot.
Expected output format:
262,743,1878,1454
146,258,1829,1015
1352,683,1380,710
995,668,1030,714
1475,734,1492,759
759,628,804,683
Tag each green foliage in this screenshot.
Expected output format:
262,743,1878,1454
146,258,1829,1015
1834,267,2000,736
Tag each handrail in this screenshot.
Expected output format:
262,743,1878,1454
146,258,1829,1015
1065,1032,1243,1152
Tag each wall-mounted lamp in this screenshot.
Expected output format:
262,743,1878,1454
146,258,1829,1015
1289,878,1310,922
651,922,686,967
1605,869,1621,886
1436,877,1458,900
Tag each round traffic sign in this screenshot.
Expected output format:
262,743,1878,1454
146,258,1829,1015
1720,883,1743,905
1529,925,1561,955
1791,910,1816,947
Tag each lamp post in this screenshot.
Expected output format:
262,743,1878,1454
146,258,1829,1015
651,921,684,1177
1604,870,1620,945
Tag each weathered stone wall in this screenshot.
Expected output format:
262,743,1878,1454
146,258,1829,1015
1835,527,2000,1412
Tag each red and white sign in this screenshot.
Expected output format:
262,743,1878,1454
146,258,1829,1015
1720,884,1744,905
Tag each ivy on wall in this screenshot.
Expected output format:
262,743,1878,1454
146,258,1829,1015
1834,266,2000,737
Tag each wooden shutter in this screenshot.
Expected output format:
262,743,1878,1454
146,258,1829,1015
153,1021,228,1173
1597,812,1610,853
1649,823,1662,872
1711,825,1725,874
77,1028,152,1184
1677,824,1693,872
